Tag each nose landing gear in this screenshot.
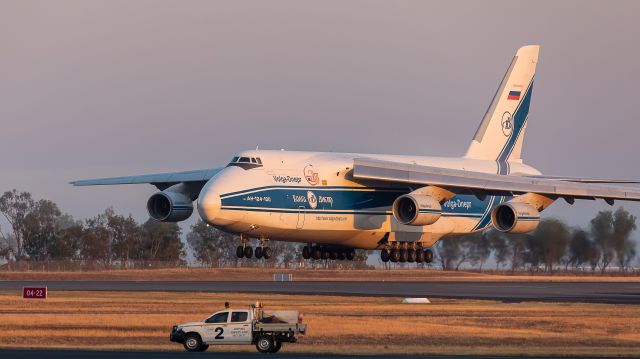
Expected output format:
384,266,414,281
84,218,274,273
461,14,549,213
236,235,272,260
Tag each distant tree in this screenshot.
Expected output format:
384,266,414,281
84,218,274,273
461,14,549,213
591,210,616,272
106,211,141,267
566,229,596,270
439,236,463,270
79,211,112,267
22,199,62,260
612,207,637,270
507,233,529,272
187,220,238,267
466,232,492,271
50,215,83,260
140,219,185,265
528,218,570,272
0,190,36,259
487,230,510,270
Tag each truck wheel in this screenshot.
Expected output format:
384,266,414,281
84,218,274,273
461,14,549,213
255,335,274,353
198,344,209,352
183,333,203,352
269,341,282,353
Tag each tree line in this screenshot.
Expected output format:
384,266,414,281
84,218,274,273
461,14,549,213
0,189,370,270
437,208,637,272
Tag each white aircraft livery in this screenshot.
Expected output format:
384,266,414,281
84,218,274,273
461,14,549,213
73,45,640,264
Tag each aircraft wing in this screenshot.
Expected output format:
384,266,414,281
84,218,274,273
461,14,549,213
524,175,640,184
70,168,222,190
352,158,640,202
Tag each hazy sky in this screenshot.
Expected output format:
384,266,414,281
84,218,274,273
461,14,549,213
1,0,640,233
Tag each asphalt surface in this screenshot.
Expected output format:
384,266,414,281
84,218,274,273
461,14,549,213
2,280,639,304
0,350,623,359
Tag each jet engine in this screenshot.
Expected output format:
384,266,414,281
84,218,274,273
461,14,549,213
392,194,441,226
147,186,194,222
490,201,540,233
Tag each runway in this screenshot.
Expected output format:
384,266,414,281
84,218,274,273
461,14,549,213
1,280,639,304
0,350,623,359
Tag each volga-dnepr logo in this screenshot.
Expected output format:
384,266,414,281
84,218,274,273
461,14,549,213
501,111,513,137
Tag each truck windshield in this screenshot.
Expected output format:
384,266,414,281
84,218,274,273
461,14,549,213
205,312,229,324
231,312,248,322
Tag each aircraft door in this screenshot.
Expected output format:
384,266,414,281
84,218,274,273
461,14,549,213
296,206,305,229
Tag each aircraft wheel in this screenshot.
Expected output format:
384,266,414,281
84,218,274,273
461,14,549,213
236,246,244,258
311,247,322,260
415,249,425,263
407,248,416,263
329,251,338,260
380,249,390,262
390,248,400,262
337,251,346,260
244,246,253,259
321,247,330,260
424,249,434,263
255,246,263,259
262,247,273,259
399,249,408,263
346,249,355,261
302,246,311,259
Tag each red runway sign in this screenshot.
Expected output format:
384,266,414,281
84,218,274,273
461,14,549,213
23,286,47,299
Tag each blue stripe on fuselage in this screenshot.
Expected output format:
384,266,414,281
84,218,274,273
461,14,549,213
220,187,511,224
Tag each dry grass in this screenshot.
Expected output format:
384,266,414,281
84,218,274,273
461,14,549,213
2,267,639,282
0,290,639,356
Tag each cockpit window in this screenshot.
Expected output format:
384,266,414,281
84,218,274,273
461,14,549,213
227,156,264,170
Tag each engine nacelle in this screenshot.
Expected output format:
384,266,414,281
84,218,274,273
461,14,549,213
490,202,540,233
147,190,193,222
392,194,441,226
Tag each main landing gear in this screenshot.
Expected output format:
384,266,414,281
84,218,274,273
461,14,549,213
302,245,356,261
380,243,433,264
236,235,273,260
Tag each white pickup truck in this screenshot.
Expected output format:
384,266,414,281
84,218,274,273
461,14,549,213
170,304,307,353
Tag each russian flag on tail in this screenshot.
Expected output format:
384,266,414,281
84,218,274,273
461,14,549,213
507,85,523,100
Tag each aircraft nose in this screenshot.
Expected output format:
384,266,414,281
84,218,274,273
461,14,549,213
197,189,221,225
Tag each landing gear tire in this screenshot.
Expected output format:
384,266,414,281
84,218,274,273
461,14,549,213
262,247,273,260
269,341,282,353
312,247,322,260
255,246,263,259
390,249,400,262
302,246,311,259
380,249,390,262
399,249,408,263
236,246,245,259
424,249,434,263
407,248,416,263
243,246,253,259
329,251,338,260
255,335,275,353
321,248,330,260
415,249,425,263
337,251,346,260
183,333,203,352
346,249,355,261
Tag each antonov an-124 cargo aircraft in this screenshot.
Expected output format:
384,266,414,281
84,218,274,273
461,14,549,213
73,45,640,264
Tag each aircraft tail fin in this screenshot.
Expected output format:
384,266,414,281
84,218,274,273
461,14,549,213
465,45,539,167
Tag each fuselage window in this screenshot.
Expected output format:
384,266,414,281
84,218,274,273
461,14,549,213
250,158,257,164
256,158,262,165
238,157,250,163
